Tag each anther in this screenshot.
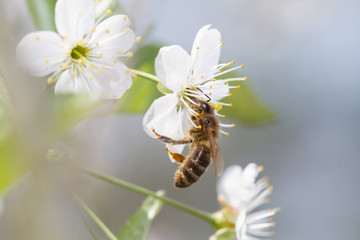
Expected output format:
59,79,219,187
125,69,130,74
214,103,222,111
127,52,133,57
96,69,102,74
220,69,224,72
227,63,231,67
123,16,127,21
92,29,96,33
201,75,204,78
90,76,95,80
78,38,83,43
198,125,202,129
237,85,240,88
196,46,200,50
44,59,49,63
62,63,67,69
35,36,40,40
113,59,118,63
79,67,84,72
221,41,224,45
101,65,106,69
231,123,235,128
47,78,53,84
258,165,264,172
209,93,212,95
210,85,213,89
78,58,83,65
116,50,121,55
195,113,200,117
136,36,142,42
232,60,235,64
63,34,69,39
124,29,129,34
112,94,117,99
229,103,233,107
78,11,83,16
131,73,137,78
222,115,225,118
72,72,77,77
229,93,232,97
244,77,247,81
106,9,112,15
95,42,100,46
225,132,229,136
105,29,110,34
241,63,244,68
212,78,216,82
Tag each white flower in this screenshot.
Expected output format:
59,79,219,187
16,0,136,99
143,25,246,159
216,164,279,240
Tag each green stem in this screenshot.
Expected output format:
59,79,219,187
79,168,218,228
76,196,118,240
129,69,159,83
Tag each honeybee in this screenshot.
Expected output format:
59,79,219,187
152,97,224,188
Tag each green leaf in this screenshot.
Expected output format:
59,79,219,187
114,45,163,113
47,94,99,139
77,196,118,240
209,228,237,240
26,0,57,31
116,190,165,240
219,72,275,124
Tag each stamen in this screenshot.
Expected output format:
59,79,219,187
220,123,235,128
106,9,112,15
220,130,230,136
136,36,142,42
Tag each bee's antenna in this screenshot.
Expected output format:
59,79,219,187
196,87,211,102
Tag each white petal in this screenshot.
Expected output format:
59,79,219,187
155,45,193,92
235,210,247,240
90,62,132,99
16,31,66,77
90,15,135,57
143,94,189,159
200,80,230,102
190,25,221,79
55,0,96,41
54,70,75,94
242,163,260,187
218,165,244,208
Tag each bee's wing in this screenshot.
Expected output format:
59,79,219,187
206,124,224,181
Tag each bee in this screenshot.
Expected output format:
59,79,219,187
152,97,224,188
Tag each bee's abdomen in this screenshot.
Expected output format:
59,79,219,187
174,143,211,188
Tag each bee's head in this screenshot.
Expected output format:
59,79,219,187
199,101,212,113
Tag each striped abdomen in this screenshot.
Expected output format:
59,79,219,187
174,142,211,188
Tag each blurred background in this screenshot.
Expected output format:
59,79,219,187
0,0,359,239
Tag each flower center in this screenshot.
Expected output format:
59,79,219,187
71,45,88,60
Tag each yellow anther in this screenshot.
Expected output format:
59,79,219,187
269,185,274,191
92,29,96,33
35,36,40,40
229,103,233,107
201,75,204,78
95,42,100,46
184,137,187,140
210,85,213,89
195,113,200,117
258,165,264,172
112,94,117,99
136,36,142,42
127,52,133,57
63,34,69,39
113,59,118,63
47,78,53,84
72,72,77,77
196,46,200,50
116,50,122,55
123,15,127,21
225,132,229,136
99,52,103,57
231,123,235,128
105,29,110,34
237,85,240,88
106,9,112,15
244,77,247,81
101,65,106,69
62,63,67,69
78,58,83,65
200,97,204,100
79,67,84,72
96,0,101,2
229,93,232,97
241,63,244,68
131,73,137,78
65,50,71,55
227,63,231,67
212,78,216,82
232,60,235,64
209,93,212,95
78,38,83,43
222,115,225,118
90,76,95,80
96,69,102,74
78,11,83,16
125,69,130,74
124,28,129,34
198,125,202,129
224,82,227,85
220,69,223,72
221,41,224,45
214,103,222,111
44,59,49,63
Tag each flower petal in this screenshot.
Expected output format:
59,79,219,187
143,93,189,160
218,165,244,207
54,69,75,94
235,210,247,240
89,15,135,57
55,0,96,40
16,31,66,77
155,45,193,92
90,61,132,99
190,25,221,80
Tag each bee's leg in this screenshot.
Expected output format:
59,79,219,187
152,128,193,145
166,146,185,163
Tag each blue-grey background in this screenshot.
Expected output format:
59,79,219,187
0,0,359,239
